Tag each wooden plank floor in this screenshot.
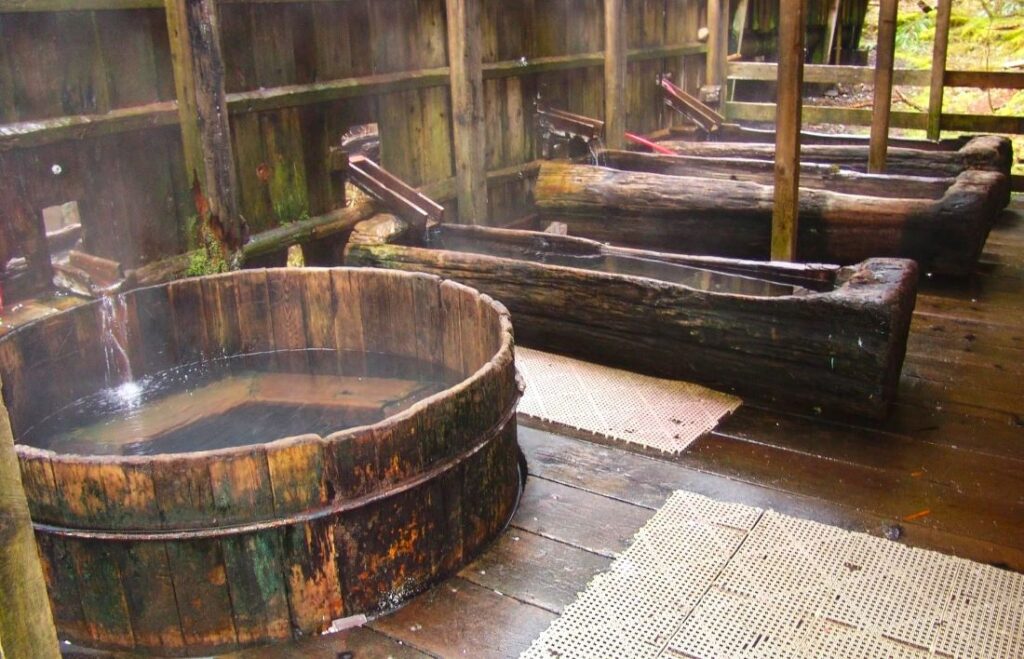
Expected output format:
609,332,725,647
244,198,1024,659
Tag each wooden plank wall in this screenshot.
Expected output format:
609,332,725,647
0,0,706,274
0,7,185,268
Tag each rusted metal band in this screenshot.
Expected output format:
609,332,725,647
32,392,521,542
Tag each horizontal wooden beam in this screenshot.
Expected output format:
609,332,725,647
729,62,929,85
944,70,1024,90
0,101,178,151
0,0,159,11
728,61,1024,90
227,68,450,114
724,101,1024,134
0,0,343,11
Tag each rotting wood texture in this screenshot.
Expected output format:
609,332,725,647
346,221,919,419
1,268,521,656
533,159,1007,275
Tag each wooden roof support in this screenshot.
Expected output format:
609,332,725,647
0,387,61,659
446,0,488,224
706,0,728,90
772,0,805,261
869,0,899,173
604,0,627,150
165,0,246,251
927,0,952,141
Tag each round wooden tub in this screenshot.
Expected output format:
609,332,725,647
0,268,522,656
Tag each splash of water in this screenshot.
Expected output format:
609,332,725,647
587,136,606,167
100,294,139,406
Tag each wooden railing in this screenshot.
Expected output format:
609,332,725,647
723,61,1024,136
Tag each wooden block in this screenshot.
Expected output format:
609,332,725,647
165,540,239,653
67,540,135,648
208,447,275,526
221,532,292,647
117,542,187,651
300,269,337,352
126,284,177,377
266,269,309,372
331,269,367,376
203,274,243,358
265,435,327,515
280,520,345,636
235,270,275,354
167,278,209,365
440,280,467,378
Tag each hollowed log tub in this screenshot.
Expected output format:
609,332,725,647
345,223,919,419
0,268,522,656
535,154,1008,276
655,133,1014,179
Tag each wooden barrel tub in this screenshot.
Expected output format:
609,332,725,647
345,223,919,420
0,268,522,656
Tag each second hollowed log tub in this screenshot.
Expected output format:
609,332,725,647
0,268,522,656
535,158,1007,276
345,223,919,419
654,133,1014,179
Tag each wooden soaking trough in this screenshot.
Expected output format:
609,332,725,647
534,154,1008,276
652,133,1014,179
345,222,919,419
0,268,522,656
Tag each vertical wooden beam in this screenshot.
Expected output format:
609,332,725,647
868,0,898,173
445,0,488,225
823,0,842,64
772,0,805,262
0,386,61,659
604,0,627,149
165,0,246,250
706,0,727,88
927,0,952,140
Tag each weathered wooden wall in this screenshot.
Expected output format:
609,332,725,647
0,0,707,285
0,7,185,270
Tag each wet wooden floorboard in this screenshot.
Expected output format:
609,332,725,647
248,199,1024,657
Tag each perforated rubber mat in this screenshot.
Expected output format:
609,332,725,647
521,491,1024,659
516,349,741,455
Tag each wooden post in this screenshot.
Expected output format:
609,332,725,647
445,0,488,225
927,0,952,140
604,0,627,149
706,0,727,88
772,0,805,261
165,0,246,251
823,0,842,64
0,385,61,659
868,0,898,173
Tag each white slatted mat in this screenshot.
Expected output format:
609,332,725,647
521,491,1024,659
516,348,741,455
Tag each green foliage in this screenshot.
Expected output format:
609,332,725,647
882,0,1024,175
185,215,229,277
